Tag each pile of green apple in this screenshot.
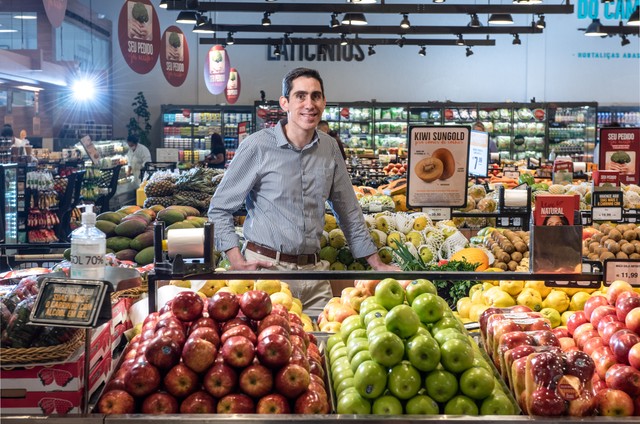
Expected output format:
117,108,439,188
327,278,516,415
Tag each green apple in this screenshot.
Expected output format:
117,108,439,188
329,346,348,365
374,278,405,310
444,395,479,415
354,360,387,399
424,369,458,403
471,354,493,371
337,390,371,414
369,331,405,368
359,297,385,316
327,333,343,353
480,391,515,415
347,328,368,344
433,330,471,347
346,337,369,362
332,361,354,383
405,394,440,415
340,315,364,343
333,368,355,393
350,349,373,373
430,316,463,336
405,279,438,305
385,304,420,338
372,395,404,415
440,338,474,374
363,309,387,328
411,293,445,324
405,333,441,372
388,361,421,400
366,316,387,333
459,366,495,400
335,376,355,397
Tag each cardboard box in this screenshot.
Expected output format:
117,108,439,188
110,297,133,350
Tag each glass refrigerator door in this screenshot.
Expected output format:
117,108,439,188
548,105,597,162
408,107,442,127
331,106,373,154
374,106,407,155
512,106,547,161
2,165,18,243
443,106,477,126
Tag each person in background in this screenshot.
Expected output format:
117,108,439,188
208,67,398,316
204,133,226,169
126,134,152,187
318,120,347,160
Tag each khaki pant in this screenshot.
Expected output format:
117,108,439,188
243,248,332,318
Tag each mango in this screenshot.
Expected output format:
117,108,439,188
114,219,147,238
96,212,124,225
95,220,117,237
115,249,138,262
130,231,154,251
156,209,185,226
106,236,132,252
134,246,155,265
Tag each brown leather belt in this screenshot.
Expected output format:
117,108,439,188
246,242,318,266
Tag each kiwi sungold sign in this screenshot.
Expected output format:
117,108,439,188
43,0,67,28
204,45,230,95
225,68,241,104
118,0,160,74
407,126,470,208
160,26,189,87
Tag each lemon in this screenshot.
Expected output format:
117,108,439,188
524,281,552,299
516,288,543,312
469,304,490,322
569,291,591,311
561,311,575,326
542,290,570,313
499,280,524,296
540,308,562,328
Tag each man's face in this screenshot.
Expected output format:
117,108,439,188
127,142,136,151
280,76,326,133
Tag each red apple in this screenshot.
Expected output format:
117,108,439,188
256,333,293,368
163,363,199,399
566,311,589,336
595,388,634,416
616,293,640,321
270,303,290,318
529,351,565,388
190,316,219,333
610,330,640,365
309,373,326,389
238,364,274,398
576,330,600,350
309,358,325,379
597,314,622,337
155,326,187,347
289,348,310,373
294,389,330,414
142,312,160,328
553,327,570,339
172,291,205,322
584,296,609,322
203,362,237,398
572,323,595,343
221,324,257,346
626,307,640,335
275,363,310,399
528,386,566,416
181,336,217,373
583,337,606,356
208,291,240,322
601,321,627,345
558,337,577,351
594,348,617,380
256,393,291,414
629,343,640,370
257,313,291,334
124,361,161,397
144,335,181,370
141,392,179,414
567,394,597,417
590,305,617,330
592,376,607,395
606,280,635,306
240,290,273,320
605,364,640,396
180,390,217,413
289,312,303,327
97,390,135,414
220,335,255,368
564,350,596,383
222,316,253,333
216,393,255,414
258,325,290,342
188,326,220,348
104,377,127,392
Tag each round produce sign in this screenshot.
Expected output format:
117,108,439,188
118,0,160,74
160,26,189,87
204,45,230,95
225,68,241,104
43,0,67,28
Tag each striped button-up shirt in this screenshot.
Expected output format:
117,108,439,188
208,119,377,259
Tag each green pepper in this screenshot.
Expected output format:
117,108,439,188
518,173,535,186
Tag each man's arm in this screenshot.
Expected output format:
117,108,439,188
225,246,273,270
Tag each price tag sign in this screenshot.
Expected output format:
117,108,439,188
503,170,520,180
468,130,489,177
30,278,110,328
592,191,623,222
422,207,451,221
604,259,640,287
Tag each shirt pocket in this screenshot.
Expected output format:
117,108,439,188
311,166,334,201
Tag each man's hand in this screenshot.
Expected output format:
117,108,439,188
226,247,273,270
366,252,401,271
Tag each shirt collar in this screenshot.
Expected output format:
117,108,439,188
276,119,320,150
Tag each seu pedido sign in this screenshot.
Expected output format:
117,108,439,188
407,126,470,208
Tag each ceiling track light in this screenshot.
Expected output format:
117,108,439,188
159,0,168,9
418,45,426,56
192,16,215,34
620,34,630,45
176,10,198,24
488,13,514,25
536,14,546,29
400,14,411,29
628,6,640,25
330,13,340,28
433,0,446,3
584,18,607,36
273,44,281,56
456,33,465,45
368,45,376,55
342,13,368,26
397,35,406,47
262,12,271,26
512,33,521,44
340,33,349,45
466,46,474,56
226,31,235,44
468,13,482,28
283,32,291,43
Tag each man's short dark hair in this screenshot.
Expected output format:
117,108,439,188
127,134,139,144
1,124,13,138
282,67,325,99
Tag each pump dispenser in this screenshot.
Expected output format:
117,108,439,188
70,204,106,280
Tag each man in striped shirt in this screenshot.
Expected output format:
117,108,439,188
208,67,398,315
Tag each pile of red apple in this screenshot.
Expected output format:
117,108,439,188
97,289,329,415
563,280,640,416
382,162,406,176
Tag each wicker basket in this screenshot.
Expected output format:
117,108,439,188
110,284,148,302
0,329,84,366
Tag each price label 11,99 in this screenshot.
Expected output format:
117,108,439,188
604,259,640,287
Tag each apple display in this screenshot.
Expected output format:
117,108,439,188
240,290,272,320
208,291,240,322
181,336,216,373
239,364,273,398
385,304,420,338
424,369,458,403
256,393,291,414
141,392,179,414
97,390,136,414
203,362,237,398
387,361,421,400
275,363,311,399
216,393,255,414
220,335,255,368
374,278,405,310
163,363,200,398
171,291,205,322
124,361,161,397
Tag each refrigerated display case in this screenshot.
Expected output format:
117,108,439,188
374,105,407,153
0,164,18,244
162,105,253,164
597,105,640,130
323,104,374,152
443,104,477,126
255,101,287,131
547,103,597,162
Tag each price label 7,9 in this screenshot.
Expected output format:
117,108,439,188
604,259,640,287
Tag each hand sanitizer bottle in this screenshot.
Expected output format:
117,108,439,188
70,204,106,280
